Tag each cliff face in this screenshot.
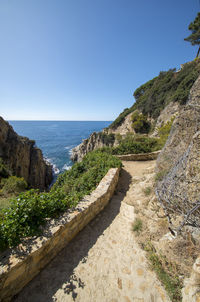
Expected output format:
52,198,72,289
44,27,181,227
71,132,115,162
156,75,200,228
0,117,53,190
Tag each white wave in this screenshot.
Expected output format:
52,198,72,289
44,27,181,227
64,145,73,150
44,157,60,174
62,164,72,171
53,164,60,174
69,149,73,155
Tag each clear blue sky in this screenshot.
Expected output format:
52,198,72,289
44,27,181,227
0,0,199,121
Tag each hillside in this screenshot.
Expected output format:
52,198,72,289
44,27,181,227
71,59,200,162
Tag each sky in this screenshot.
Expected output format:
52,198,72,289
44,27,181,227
0,0,199,121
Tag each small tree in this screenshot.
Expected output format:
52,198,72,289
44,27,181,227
184,12,200,58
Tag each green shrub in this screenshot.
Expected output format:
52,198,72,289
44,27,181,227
132,218,143,234
99,132,115,145
143,186,152,196
112,136,160,155
0,158,11,179
158,117,175,147
131,111,151,134
0,176,27,195
155,170,169,182
0,151,121,250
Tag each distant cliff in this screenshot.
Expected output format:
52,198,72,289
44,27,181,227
0,117,53,190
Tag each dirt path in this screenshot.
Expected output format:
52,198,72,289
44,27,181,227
14,161,170,302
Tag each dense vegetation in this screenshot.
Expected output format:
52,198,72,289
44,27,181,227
0,151,121,250
98,132,115,145
131,111,151,134
109,59,200,129
100,134,161,155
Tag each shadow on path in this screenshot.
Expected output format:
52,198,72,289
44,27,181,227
13,168,132,302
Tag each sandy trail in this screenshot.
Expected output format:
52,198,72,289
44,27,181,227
13,161,170,302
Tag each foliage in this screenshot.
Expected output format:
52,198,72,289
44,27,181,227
143,186,152,196
0,158,11,179
109,60,200,129
132,218,143,234
0,151,121,250
184,12,200,57
0,176,27,195
98,132,115,145
155,169,169,182
131,111,151,134
100,135,161,155
144,242,182,301
158,117,175,147
134,61,200,118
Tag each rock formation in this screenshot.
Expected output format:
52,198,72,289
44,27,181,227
71,132,115,162
0,117,53,190
156,75,200,229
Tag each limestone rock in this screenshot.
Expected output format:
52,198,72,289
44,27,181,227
156,75,200,227
71,132,116,162
0,117,53,190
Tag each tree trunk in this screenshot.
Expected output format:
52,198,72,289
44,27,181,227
196,46,200,58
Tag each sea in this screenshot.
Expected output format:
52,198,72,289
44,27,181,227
9,121,111,175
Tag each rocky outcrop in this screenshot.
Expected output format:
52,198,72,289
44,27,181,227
156,75,200,228
71,132,116,162
107,112,134,135
71,113,136,162
0,117,53,190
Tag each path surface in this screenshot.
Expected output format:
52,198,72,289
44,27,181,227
14,161,170,302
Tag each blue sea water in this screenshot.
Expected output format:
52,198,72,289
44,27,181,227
9,121,111,174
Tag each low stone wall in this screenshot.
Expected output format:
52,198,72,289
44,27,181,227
0,168,120,302
116,150,161,161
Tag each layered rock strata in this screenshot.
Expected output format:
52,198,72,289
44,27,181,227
0,117,53,190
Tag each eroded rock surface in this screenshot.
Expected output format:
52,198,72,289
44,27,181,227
0,117,53,189
156,75,200,228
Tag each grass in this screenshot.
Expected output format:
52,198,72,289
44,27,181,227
0,196,11,210
143,186,152,196
155,169,169,182
144,242,183,301
132,218,143,234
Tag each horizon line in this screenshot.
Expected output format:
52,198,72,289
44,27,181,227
7,119,113,122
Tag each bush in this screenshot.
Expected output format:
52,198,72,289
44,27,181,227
158,117,175,147
0,158,11,179
0,151,121,250
99,132,115,145
111,135,160,155
0,176,27,195
132,218,143,234
131,111,151,134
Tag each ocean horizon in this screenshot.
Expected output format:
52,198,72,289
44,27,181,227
9,120,112,175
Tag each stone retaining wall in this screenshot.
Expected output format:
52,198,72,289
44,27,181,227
0,168,120,302
116,150,161,161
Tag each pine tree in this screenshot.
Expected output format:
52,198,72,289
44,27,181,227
184,12,200,58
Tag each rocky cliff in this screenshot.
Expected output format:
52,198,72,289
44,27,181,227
71,132,116,162
0,117,53,190
156,75,200,229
